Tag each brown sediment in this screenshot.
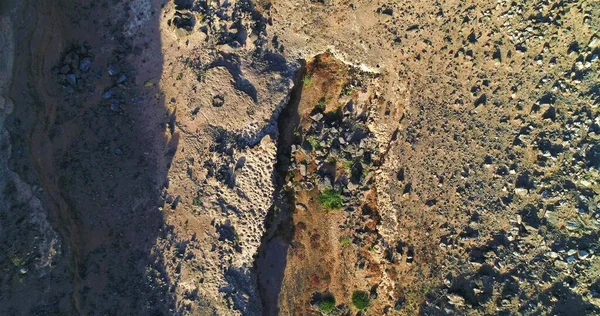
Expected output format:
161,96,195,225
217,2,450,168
256,53,390,315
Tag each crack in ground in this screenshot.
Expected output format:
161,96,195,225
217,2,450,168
253,60,306,316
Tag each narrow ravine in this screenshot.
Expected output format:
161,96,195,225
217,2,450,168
252,53,393,314
254,61,306,316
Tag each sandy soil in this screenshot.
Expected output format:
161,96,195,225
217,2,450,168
1,0,599,315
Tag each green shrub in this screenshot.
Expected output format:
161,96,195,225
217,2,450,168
342,159,355,171
351,291,370,310
10,254,23,267
307,136,322,150
318,189,343,210
319,294,336,313
303,74,313,86
339,236,351,247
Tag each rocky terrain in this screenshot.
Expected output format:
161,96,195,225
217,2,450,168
1,0,599,315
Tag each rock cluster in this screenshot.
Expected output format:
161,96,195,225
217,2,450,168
102,53,130,112
290,101,377,207
54,44,95,95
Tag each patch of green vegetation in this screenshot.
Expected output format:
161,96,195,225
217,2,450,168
340,81,355,97
327,156,337,165
402,290,420,314
193,198,201,206
342,159,355,172
303,74,313,87
176,72,183,80
144,81,154,87
571,216,596,234
319,294,336,313
318,189,343,210
315,99,326,112
339,236,351,247
307,136,322,151
421,284,432,295
362,165,370,178
351,290,370,310
10,254,24,267
582,171,596,181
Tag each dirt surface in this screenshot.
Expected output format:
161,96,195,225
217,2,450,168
1,0,599,315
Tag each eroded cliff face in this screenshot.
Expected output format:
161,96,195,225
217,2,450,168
2,0,600,315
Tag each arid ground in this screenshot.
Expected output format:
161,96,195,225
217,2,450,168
1,0,599,315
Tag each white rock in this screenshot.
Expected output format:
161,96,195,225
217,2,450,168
589,37,600,49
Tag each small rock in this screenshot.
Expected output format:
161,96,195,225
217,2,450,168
0,95,12,114
66,74,77,86
213,95,225,107
515,188,528,196
117,73,127,83
447,294,465,307
79,57,92,72
63,85,75,94
295,203,308,212
60,64,71,74
299,164,307,177
70,54,80,69
171,196,181,209
589,36,600,49
310,113,323,121
102,87,120,99
566,222,579,230
377,7,393,16
108,63,121,76
318,177,332,190
547,251,559,259
554,260,568,270
304,181,314,191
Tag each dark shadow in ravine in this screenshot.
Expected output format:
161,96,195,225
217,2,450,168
1,0,177,314
254,61,306,316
